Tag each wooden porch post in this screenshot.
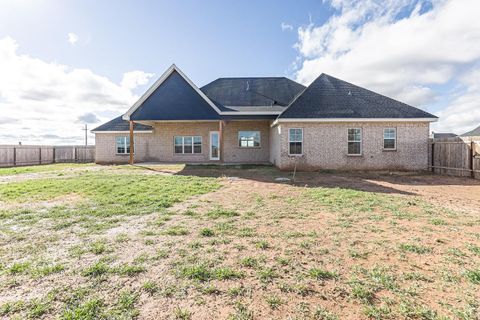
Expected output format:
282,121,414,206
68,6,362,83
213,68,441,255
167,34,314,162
129,121,134,165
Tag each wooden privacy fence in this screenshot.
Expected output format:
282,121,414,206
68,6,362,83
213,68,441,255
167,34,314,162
0,145,95,168
430,138,480,179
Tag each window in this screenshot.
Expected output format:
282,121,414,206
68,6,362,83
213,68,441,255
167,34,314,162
174,136,202,154
347,128,362,155
289,128,303,155
116,136,131,154
383,128,396,150
238,131,260,148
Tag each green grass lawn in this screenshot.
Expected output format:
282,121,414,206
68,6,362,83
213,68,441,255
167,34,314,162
0,164,478,319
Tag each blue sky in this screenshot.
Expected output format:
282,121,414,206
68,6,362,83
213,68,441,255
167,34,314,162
0,0,479,144
0,1,330,85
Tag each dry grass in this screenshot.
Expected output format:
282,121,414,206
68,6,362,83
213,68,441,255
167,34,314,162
0,163,479,319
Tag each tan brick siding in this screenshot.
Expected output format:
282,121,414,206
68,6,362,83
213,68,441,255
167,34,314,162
95,121,271,164
276,122,430,171
94,133,154,164
222,121,270,163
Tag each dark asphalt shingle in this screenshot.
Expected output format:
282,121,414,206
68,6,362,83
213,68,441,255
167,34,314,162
201,77,305,108
91,116,152,132
279,74,437,119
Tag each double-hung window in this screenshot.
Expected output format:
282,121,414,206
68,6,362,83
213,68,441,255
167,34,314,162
116,136,131,154
238,131,260,148
383,128,396,150
347,128,362,155
288,128,303,155
174,136,202,154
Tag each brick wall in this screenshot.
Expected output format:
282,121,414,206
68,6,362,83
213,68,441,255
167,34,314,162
94,121,271,164
275,122,430,171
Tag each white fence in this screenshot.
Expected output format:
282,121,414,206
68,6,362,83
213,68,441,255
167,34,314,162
0,145,95,168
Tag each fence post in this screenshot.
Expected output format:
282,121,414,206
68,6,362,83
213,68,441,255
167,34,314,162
52,147,56,164
13,147,16,166
39,147,42,165
74,147,77,163
471,141,475,179
431,142,435,173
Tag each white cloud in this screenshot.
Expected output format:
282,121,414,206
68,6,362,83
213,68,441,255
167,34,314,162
0,37,154,145
121,70,154,90
67,32,79,45
281,22,293,31
293,0,480,134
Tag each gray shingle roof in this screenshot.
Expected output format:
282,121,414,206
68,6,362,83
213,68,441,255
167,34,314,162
433,133,457,139
279,74,437,119
92,116,153,132
201,77,305,108
461,125,480,137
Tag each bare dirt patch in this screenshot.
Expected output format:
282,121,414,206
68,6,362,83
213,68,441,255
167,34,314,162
0,165,479,319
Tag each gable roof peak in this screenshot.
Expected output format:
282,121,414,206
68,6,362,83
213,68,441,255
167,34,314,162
122,63,221,120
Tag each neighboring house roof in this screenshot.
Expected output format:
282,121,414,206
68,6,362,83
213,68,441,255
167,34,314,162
200,77,305,109
461,125,480,137
279,74,438,120
433,132,457,139
91,116,153,132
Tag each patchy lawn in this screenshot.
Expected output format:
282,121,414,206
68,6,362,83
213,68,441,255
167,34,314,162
0,163,479,319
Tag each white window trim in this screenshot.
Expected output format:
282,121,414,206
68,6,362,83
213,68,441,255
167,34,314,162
238,131,261,148
115,136,133,155
347,128,362,156
174,136,202,154
288,128,303,156
383,128,397,151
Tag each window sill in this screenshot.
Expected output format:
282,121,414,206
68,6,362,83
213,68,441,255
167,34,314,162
174,153,203,156
237,146,262,149
288,154,303,157
116,153,133,156
347,154,363,157
382,148,397,152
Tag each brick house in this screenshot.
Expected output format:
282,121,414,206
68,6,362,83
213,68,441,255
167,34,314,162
92,64,437,170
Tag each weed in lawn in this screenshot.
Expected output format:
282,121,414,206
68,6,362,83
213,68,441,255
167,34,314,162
349,278,376,304
89,239,109,255
214,267,244,280
200,228,215,237
265,294,282,309
255,240,270,250
309,268,338,280
142,281,159,295
61,298,104,320
257,267,277,283
7,261,30,274
238,227,256,237
313,307,339,320
467,244,480,256
81,261,109,278
276,256,291,266
31,263,65,278
163,225,189,236
28,299,51,318
229,302,253,320
207,207,239,219
174,307,191,320
465,269,480,284
113,263,146,276
240,257,259,268
399,243,432,254
179,264,211,282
